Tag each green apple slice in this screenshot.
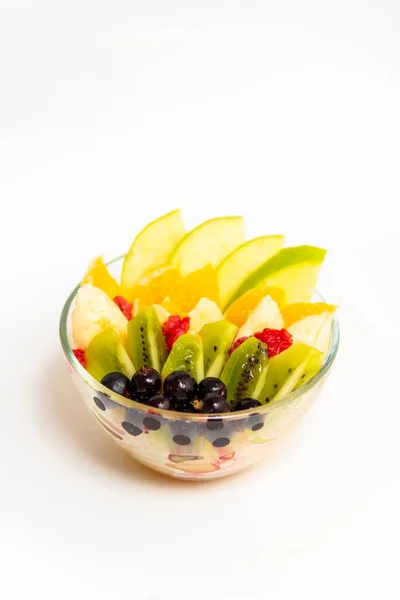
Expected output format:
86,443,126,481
120,209,186,298
225,246,326,310
170,216,245,276
86,327,135,382
217,235,284,309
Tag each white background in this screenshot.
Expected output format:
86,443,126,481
1,1,399,599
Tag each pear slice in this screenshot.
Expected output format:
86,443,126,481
120,209,186,299
217,235,284,310
225,246,326,310
170,216,245,276
72,284,129,350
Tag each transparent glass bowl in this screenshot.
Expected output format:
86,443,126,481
59,256,339,481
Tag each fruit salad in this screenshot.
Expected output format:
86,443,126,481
71,210,336,415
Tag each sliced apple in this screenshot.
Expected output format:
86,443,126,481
235,295,284,340
217,235,284,309
225,246,326,310
170,216,245,276
72,284,129,350
120,209,186,299
85,327,135,382
188,298,224,334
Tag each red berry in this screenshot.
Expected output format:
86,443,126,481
73,348,86,368
254,328,293,357
228,336,249,356
162,315,190,351
113,295,133,320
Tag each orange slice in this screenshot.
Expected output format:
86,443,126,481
81,257,119,299
281,302,337,328
130,266,182,306
224,286,285,327
169,264,220,313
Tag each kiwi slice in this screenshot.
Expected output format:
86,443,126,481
261,343,323,404
220,337,269,407
86,327,135,382
127,306,167,372
200,320,238,378
161,333,204,382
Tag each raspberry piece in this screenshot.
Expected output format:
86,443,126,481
228,336,249,356
73,348,86,368
113,295,133,320
254,328,293,357
162,315,190,351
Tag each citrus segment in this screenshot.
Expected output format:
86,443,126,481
169,264,220,313
81,256,119,299
281,302,337,328
224,286,285,326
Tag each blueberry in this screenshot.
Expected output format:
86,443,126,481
147,394,171,411
200,393,230,414
130,367,161,402
234,398,262,411
163,371,197,404
173,401,197,413
101,372,131,397
197,377,227,400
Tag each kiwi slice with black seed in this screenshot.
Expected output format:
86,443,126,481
200,320,238,378
86,327,135,382
161,333,204,382
127,306,167,372
220,337,269,407
261,343,323,404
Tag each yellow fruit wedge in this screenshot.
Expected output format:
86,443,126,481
120,209,186,299
224,286,285,326
188,298,224,334
168,264,220,313
288,311,336,356
235,295,284,339
152,304,170,325
281,302,337,328
72,284,129,350
225,246,326,310
81,256,119,299
130,266,182,307
170,216,245,276
217,235,284,309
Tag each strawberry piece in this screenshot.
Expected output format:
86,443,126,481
113,295,133,320
162,315,190,351
73,348,86,368
228,336,249,356
254,328,293,357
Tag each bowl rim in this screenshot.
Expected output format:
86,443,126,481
59,254,340,421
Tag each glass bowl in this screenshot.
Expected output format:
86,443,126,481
59,255,339,481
